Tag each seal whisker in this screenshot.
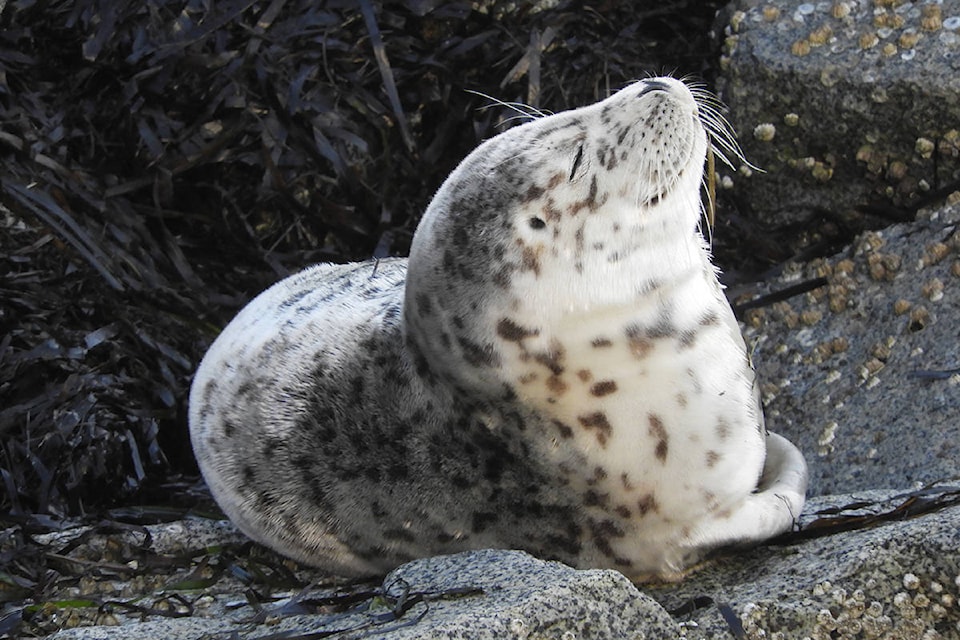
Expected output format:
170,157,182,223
465,89,552,122
692,99,757,173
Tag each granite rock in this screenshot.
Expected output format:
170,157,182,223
653,490,960,639
716,0,960,226
37,491,960,639
740,200,960,495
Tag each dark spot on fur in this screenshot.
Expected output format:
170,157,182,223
350,375,364,400
383,302,401,324
614,505,631,518
384,528,416,543
543,198,563,222
236,380,255,399
699,310,720,326
293,455,313,472
583,489,608,507
589,518,626,561
676,393,688,408
553,420,574,439
702,490,719,511
637,493,659,516
578,411,612,446
203,380,220,405
648,310,675,339
716,417,731,441
387,462,409,481
577,369,592,382
678,329,697,349
706,450,720,468
626,324,654,359
442,249,456,272
546,375,568,395
533,342,565,375
590,380,617,396
456,336,499,368
457,263,475,281
591,337,612,348
521,246,541,275
528,216,546,230
590,520,626,538
222,419,237,438
279,288,311,309
497,317,539,342
472,511,498,533
261,436,281,459
452,226,469,249
648,414,669,462
524,184,546,202
493,265,513,288
574,226,585,255
544,521,583,557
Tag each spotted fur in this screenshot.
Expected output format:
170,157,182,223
189,77,808,580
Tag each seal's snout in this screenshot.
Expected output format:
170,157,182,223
621,78,704,210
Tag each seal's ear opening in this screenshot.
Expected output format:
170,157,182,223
529,217,547,230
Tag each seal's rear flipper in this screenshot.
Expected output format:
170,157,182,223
691,432,808,548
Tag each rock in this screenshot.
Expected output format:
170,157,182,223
37,490,960,639
740,199,960,495
375,549,678,639
652,490,960,639
716,0,960,226
42,545,678,639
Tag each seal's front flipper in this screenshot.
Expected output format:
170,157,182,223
690,432,808,549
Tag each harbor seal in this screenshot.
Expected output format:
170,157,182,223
189,76,808,581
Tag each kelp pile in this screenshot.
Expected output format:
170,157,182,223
0,0,725,518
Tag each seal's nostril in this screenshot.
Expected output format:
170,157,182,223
637,80,671,98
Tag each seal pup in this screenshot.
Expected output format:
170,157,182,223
189,76,808,580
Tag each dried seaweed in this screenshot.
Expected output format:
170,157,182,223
0,0,727,520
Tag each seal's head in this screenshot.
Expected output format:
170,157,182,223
406,77,724,397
